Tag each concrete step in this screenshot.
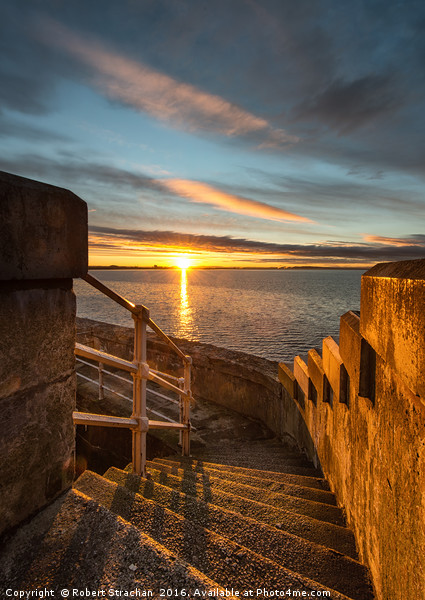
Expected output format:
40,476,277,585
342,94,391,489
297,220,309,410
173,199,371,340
194,447,316,465
105,466,358,557
145,462,345,526
74,470,373,600
146,459,337,506
195,451,316,469
153,457,330,490
0,488,227,595
195,460,321,478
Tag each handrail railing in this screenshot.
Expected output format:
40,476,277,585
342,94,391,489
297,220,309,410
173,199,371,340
74,273,192,476
82,273,143,316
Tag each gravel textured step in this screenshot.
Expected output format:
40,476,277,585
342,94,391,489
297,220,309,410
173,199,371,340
0,488,229,596
146,460,337,506
75,471,372,599
196,453,316,469
194,451,316,470
185,460,321,478
145,463,345,526
154,457,331,490
105,467,358,557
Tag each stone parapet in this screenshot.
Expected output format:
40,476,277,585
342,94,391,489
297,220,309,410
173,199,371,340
307,349,324,404
277,259,425,600
0,172,87,536
0,170,88,280
360,258,425,398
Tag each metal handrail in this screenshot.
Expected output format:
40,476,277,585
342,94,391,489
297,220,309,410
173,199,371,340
82,273,143,316
74,273,192,476
82,273,189,363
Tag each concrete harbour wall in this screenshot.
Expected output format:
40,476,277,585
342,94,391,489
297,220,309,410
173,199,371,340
279,259,425,600
0,171,88,535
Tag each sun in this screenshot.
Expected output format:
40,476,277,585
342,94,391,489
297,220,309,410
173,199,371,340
175,256,192,270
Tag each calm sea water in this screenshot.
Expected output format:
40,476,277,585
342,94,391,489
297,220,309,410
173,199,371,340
74,269,363,362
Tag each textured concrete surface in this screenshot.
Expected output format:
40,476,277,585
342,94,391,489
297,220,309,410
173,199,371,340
75,472,343,597
361,258,425,398
308,349,324,403
322,337,343,399
279,260,425,600
106,465,355,557
147,461,345,526
0,415,374,598
0,283,76,395
74,465,372,600
0,283,78,535
0,489,228,597
0,172,88,536
0,170,87,280
146,458,336,504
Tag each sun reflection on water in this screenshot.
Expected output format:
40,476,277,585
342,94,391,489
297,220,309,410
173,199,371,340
179,268,192,333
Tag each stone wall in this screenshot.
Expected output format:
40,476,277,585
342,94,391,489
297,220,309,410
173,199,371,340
76,317,317,462
279,259,425,600
0,171,87,536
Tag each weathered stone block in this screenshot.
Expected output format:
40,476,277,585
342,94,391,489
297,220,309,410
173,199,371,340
0,171,88,280
294,356,309,409
360,259,425,398
0,374,75,532
308,349,324,403
0,284,76,396
322,337,342,399
0,172,88,536
339,311,361,389
278,362,296,398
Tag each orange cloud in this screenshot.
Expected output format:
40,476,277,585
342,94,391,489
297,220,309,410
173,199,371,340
160,179,313,223
363,234,424,247
39,19,297,147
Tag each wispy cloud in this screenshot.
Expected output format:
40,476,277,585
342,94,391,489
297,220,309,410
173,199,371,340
0,152,312,224
295,74,399,133
37,18,297,148
159,178,312,223
363,234,425,247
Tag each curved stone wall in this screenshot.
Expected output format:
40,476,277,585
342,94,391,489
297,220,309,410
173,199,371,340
279,259,425,600
76,316,317,462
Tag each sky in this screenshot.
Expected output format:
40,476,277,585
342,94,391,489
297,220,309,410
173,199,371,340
1,0,425,268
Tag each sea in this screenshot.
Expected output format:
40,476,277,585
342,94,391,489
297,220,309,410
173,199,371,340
74,269,363,363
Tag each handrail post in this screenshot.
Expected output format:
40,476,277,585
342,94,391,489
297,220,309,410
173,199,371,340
132,306,149,476
181,356,192,456
178,377,184,447
98,362,104,401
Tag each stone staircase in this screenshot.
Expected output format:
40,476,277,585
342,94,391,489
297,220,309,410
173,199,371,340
0,443,375,599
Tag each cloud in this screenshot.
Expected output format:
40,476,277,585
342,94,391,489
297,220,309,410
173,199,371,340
0,154,158,195
37,17,298,148
89,225,425,262
239,167,425,218
0,114,73,144
158,179,312,223
363,234,425,247
294,74,399,133
0,152,314,224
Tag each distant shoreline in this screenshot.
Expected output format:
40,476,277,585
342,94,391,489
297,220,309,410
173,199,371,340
88,265,368,271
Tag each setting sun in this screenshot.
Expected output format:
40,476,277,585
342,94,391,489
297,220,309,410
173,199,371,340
175,256,192,270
